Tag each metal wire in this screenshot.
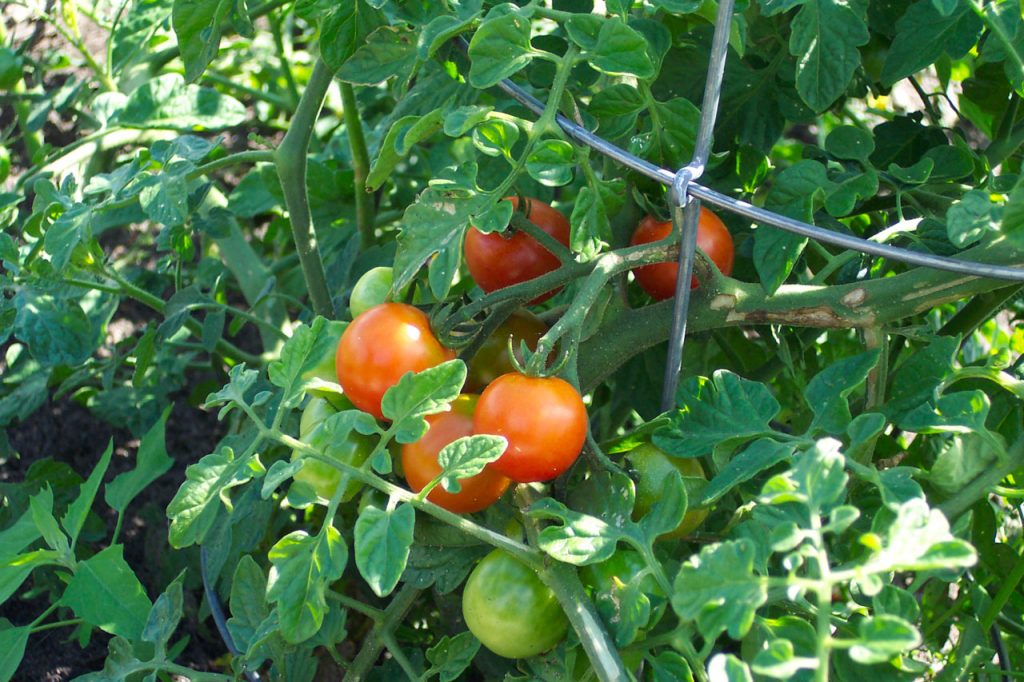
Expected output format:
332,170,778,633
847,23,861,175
659,0,737,410
200,546,262,682
494,73,1024,282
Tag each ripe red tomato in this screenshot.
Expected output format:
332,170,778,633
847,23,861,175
336,303,455,420
463,197,571,304
473,373,587,483
462,549,569,659
401,394,510,513
465,309,548,392
630,208,734,300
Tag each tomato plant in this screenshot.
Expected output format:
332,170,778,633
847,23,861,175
401,394,510,513
465,309,547,392
630,209,734,299
336,302,455,419
462,549,569,659
291,397,373,503
626,442,709,540
473,373,588,483
463,197,571,304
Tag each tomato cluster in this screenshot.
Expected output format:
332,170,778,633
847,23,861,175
630,208,735,299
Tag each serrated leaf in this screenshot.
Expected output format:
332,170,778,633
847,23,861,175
354,503,415,597
672,539,767,640
761,439,847,514
946,189,995,247
167,446,262,548
142,571,185,653
882,1,982,87
267,528,348,643
437,435,506,493
528,498,622,565
62,545,152,640
789,0,868,112
525,139,575,187
425,631,481,682
805,351,879,434
115,73,245,129
381,360,466,444
654,371,780,458
338,25,418,85
320,0,386,70
367,109,444,191
701,439,795,505
227,556,270,657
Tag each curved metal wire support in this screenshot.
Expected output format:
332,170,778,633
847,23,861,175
493,81,1024,282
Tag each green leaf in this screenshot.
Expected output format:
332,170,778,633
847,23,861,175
672,539,767,640
472,118,520,158
824,170,878,217
0,624,29,682
338,25,418,85
899,390,993,435
367,110,445,192
142,571,185,653
652,97,701,167
751,638,819,678
269,318,340,411
655,371,780,458
320,0,386,70
873,585,921,622
753,160,829,294
30,487,69,556
707,654,754,681
381,360,466,444
203,363,260,420
468,12,534,88
528,498,621,566
267,528,348,643
929,434,1000,495
44,204,91,273
585,19,655,79
14,291,98,367
868,498,976,571
62,545,153,640
0,500,44,563
805,351,879,434
0,550,59,606
648,650,694,682
637,469,687,541
443,105,493,137
825,125,875,162
946,189,996,247
354,503,415,597
138,172,189,227
570,178,623,257
701,439,796,506
881,1,982,86
418,1,483,59
171,0,246,82
227,555,270,657
525,139,576,187
62,440,114,548
589,83,646,117
848,615,921,664
425,631,481,682
761,439,847,514
883,336,958,422
167,446,264,548
437,435,506,493
115,73,246,129
789,0,868,112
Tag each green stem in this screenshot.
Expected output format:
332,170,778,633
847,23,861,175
327,589,385,621
31,618,82,634
380,631,420,681
270,9,301,108
104,268,264,365
343,585,422,682
980,548,1024,631
340,83,376,250
283,435,539,563
276,58,336,318
510,211,574,264
810,515,832,682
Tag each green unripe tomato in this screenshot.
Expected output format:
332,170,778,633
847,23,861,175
0,146,9,184
627,443,709,540
0,48,23,91
349,266,393,319
291,397,374,503
462,549,568,659
465,309,547,392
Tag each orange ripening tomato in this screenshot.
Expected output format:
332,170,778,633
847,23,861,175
401,394,510,513
474,373,587,483
336,302,455,420
463,197,571,305
630,208,734,300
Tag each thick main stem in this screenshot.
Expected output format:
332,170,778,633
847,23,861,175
277,59,336,318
